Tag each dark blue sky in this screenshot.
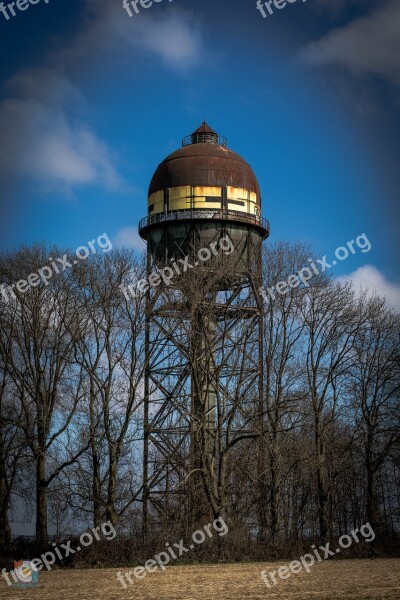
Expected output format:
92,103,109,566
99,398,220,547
0,0,399,308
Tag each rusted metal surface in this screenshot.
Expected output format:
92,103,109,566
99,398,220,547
148,143,261,198
193,121,218,135
182,122,227,147
182,120,228,146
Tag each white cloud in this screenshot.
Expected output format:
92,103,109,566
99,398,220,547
0,2,204,193
338,265,400,312
115,227,146,252
75,2,204,72
298,0,400,86
0,69,126,193
132,11,203,70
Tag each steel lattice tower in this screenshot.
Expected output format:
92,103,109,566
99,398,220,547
139,122,269,543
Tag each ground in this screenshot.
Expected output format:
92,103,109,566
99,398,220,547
0,559,399,600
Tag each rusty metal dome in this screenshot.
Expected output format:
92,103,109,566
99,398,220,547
148,122,261,199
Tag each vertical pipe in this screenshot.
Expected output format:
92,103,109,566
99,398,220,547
142,251,151,549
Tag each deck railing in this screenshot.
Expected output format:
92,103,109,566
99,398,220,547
139,209,270,235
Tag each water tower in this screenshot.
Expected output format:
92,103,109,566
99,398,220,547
139,121,269,541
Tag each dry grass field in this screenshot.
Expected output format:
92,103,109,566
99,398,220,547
0,559,399,600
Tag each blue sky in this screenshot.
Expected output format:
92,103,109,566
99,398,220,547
0,0,399,308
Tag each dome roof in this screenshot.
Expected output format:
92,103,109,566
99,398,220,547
148,122,261,199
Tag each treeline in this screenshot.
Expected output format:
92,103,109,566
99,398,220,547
0,241,399,563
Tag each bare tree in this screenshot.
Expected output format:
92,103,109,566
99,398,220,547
71,251,146,527
299,280,363,542
1,242,399,558
351,296,400,534
258,241,310,543
0,363,24,547
0,246,88,543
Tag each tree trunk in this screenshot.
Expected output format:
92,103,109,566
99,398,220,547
36,454,48,544
366,455,378,533
317,443,329,543
270,442,280,543
90,388,102,528
257,439,268,543
106,450,118,526
0,467,11,548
